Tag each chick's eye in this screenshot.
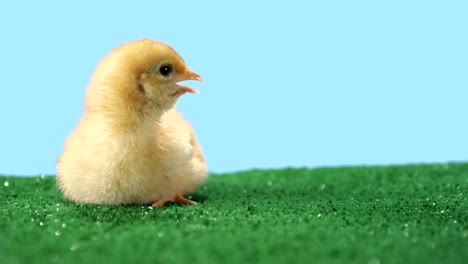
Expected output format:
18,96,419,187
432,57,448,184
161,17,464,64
159,64,173,77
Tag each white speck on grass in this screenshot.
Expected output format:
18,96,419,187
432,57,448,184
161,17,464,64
3,181,9,187
39,222,44,226
55,231,61,236
157,232,164,238
62,223,67,228
317,213,322,218
319,184,326,191
40,174,46,180
70,244,79,251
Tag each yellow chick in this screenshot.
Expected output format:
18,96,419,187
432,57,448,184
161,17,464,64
56,39,208,207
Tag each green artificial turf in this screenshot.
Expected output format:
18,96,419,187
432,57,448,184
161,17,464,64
1,163,467,264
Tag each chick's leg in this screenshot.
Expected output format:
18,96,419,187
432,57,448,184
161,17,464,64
174,193,197,205
151,196,174,207
151,193,197,207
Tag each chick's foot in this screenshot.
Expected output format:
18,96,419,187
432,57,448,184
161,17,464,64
152,193,197,207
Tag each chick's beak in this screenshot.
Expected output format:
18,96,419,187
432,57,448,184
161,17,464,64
175,70,203,95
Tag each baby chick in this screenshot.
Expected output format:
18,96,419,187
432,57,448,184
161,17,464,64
56,39,208,207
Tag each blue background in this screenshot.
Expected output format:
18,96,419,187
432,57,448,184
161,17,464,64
0,1,467,175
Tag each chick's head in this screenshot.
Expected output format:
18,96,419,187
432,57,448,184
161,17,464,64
88,39,202,116
136,42,202,110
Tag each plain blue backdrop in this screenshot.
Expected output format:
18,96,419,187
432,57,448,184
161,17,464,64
0,1,467,175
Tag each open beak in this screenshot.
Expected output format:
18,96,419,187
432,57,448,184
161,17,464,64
174,70,203,95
